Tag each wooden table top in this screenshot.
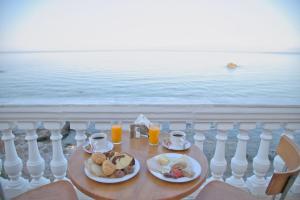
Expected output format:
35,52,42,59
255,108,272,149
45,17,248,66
68,132,208,200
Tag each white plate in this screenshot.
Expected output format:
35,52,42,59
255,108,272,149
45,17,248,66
84,159,140,183
83,141,114,154
147,153,201,183
162,140,191,151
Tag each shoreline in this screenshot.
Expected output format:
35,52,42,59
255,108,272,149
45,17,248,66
1,98,300,106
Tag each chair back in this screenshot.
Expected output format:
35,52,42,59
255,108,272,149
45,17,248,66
13,180,78,200
266,135,300,198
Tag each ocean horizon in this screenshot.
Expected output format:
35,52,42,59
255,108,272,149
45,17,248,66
0,50,299,105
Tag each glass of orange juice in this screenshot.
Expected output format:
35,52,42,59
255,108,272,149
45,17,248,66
111,121,122,144
148,123,160,145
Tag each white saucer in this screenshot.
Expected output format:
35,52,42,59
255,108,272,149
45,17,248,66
83,141,114,154
162,140,191,151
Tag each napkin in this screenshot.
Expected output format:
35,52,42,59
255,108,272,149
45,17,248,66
130,114,151,138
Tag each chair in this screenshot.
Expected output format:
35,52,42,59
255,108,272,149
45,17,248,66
266,135,300,200
195,135,300,200
13,180,78,200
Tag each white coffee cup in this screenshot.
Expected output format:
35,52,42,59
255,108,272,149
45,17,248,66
170,131,186,147
89,133,108,152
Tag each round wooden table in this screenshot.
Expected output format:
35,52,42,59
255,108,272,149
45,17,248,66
68,133,208,200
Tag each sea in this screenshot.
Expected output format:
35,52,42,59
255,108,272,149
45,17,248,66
0,51,299,105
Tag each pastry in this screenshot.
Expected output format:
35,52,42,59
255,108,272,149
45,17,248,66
109,152,122,162
112,153,134,170
102,160,116,176
90,162,104,177
104,151,115,159
91,152,106,165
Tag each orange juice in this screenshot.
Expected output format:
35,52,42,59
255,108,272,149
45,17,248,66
111,124,122,144
148,125,160,145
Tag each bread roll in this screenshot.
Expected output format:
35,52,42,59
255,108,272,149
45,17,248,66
90,162,104,177
91,152,106,165
102,160,116,176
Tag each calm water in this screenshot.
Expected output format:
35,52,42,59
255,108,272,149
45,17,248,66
0,51,299,105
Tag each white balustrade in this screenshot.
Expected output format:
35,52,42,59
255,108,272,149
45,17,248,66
0,115,300,199
18,122,50,189
193,122,210,151
1,123,29,199
226,122,255,190
246,123,280,197
44,121,68,181
208,122,232,182
71,122,88,147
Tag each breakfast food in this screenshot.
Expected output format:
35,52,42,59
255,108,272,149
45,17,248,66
157,156,169,166
171,157,188,169
147,154,195,179
112,153,135,170
86,151,136,179
102,160,116,176
90,161,104,177
91,152,106,165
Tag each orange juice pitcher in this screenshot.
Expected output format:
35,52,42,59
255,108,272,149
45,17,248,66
111,121,122,144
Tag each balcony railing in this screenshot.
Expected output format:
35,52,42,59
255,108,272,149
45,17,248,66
0,104,300,199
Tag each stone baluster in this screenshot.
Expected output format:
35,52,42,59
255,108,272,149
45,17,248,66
185,121,194,136
1,122,29,199
208,122,232,182
161,121,170,133
0,125,7,187
268,123,288,181
122,121,130,133
95,122,111,132
0,158,5,184
170,122,186,131
226,122,255,190
18,122,50,189
0,158,2,179
0,127,8,187
87,121,96,135
193,122,210,151
246,123,280,197
71,122,88,147
44,121,68,181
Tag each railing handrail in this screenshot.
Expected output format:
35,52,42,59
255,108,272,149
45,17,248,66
1,104,300,123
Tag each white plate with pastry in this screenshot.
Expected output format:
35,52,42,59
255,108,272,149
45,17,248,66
146,153,201,183
84,151,140,183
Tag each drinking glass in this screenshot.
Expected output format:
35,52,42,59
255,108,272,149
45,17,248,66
111,121,122,144
148,123,160,145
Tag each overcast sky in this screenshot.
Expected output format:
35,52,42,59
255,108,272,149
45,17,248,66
0,0,299,52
